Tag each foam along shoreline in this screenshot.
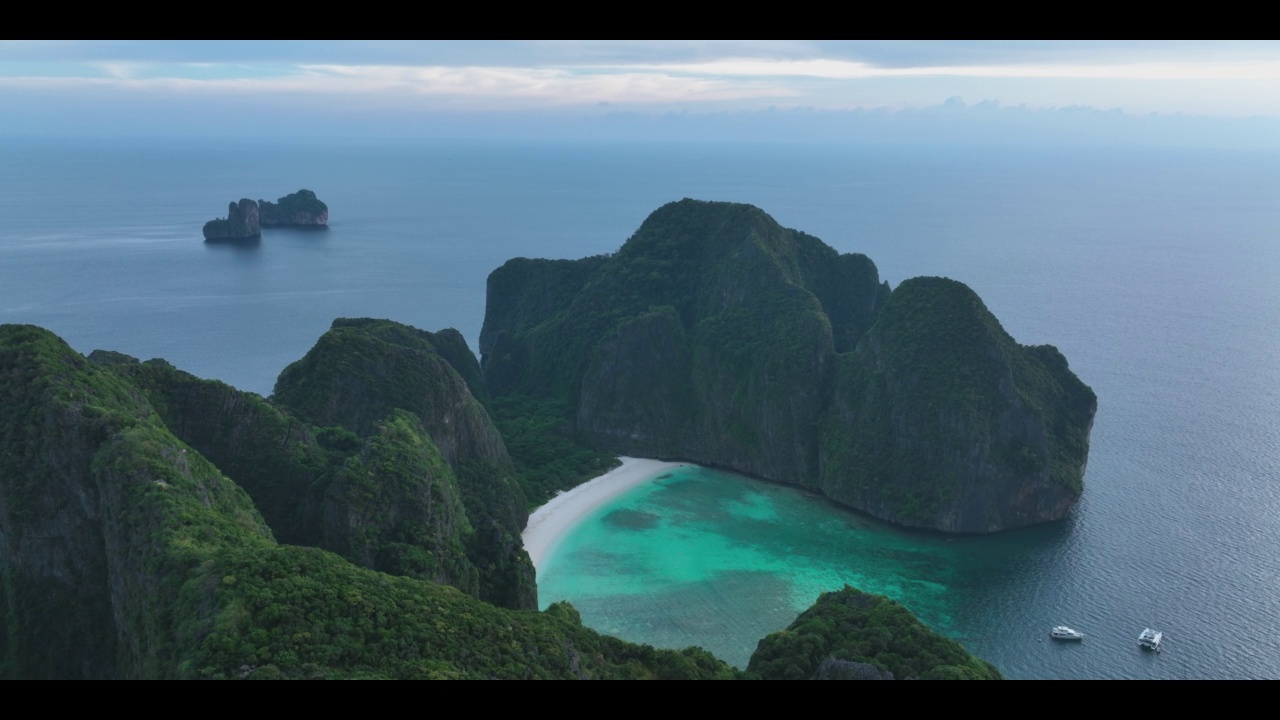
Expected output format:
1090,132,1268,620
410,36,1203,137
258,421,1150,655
522,456,690,571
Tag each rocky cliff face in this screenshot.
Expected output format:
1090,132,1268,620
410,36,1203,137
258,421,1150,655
273,318,535,609
819,278,1096,532
484,200,889,488
202,199,261,240
0,324,742,679
481,199,1095,533
0,325,275,678
318,410,479,593
91,353,328,545
91,352,484,596
259,189,328,227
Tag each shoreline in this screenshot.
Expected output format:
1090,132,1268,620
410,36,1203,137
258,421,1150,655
522,456,690,571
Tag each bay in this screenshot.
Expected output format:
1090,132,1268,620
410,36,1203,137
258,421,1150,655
2,137,1278,678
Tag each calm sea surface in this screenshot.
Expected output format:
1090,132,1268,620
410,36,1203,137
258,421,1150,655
2,138,1277,678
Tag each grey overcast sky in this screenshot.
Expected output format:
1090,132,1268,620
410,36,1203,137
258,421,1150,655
4,41,1278,145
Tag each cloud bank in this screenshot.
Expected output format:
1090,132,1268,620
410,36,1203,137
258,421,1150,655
3,42,1279,146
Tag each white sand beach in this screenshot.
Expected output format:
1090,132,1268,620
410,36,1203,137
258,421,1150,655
522,456,690,571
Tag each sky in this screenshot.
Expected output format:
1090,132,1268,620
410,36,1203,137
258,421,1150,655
3,41,1279,147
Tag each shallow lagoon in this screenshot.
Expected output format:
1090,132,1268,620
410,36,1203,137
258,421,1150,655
539,465,976,670
536,463,1236,679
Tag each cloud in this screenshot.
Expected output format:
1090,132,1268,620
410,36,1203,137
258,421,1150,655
608,57,1280,82
94,61,143,79
4,46,1280,121
0,63,798,107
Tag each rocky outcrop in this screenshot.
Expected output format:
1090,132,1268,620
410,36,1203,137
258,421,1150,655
94,355,329,545
0,324,276,678
484,200,889,487
202,199,260,240
274,319,512,476
96,356,480,591
259,189,328,228
748,586,1002,680
200,190,327,241
481,199,1095,533
317,409,479,593
273,318,535,610
89,325,527,607
0,324,741,679
819,277,1097,532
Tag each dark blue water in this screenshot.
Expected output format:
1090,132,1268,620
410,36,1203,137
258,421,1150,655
2,138,1277,678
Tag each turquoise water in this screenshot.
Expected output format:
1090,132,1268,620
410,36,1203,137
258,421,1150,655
539,466,967,669
538,463,1255,679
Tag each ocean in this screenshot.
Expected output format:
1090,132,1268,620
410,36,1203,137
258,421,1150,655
2,137,1277,678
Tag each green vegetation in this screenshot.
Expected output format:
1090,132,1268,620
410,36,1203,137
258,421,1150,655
180,544,738,680
819,277,1097,531
482,199,890,491
272,318,535,610
746,586,1002,680
0,323,740,679
274,318,494,442
490,394,620,509
98,353,486,597
481,199,1093,532
100,355,336,547
1,320,1005,679
258,189,328,226
5,196,1070,678
321,410,478,593
202,199,260,240
91,318,534,609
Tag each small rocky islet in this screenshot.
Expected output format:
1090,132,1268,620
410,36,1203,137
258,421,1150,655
202,189,328,241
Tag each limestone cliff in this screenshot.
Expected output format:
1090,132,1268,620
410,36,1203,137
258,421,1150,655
259,189,328,227
273,318,536,609
0,324,740,679
481,199,1095,533
0,325,275,678
484,200,889,488
819,278,1097,532
91,353,481,596
202,199,261,240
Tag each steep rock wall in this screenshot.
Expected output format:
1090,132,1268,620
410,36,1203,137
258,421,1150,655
480,199,1094,533
0,324,741,680
95,353,482,595
274,319,535,609
202,199,261,240
819,278,1096,531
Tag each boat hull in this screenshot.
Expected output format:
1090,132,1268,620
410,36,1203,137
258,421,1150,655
1050,626,1085,641
1138,629,1163,651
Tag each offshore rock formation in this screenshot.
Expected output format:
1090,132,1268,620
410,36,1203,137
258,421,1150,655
201,190,327,241
259,189,328,228
481,199,1096,533
202,199,260,240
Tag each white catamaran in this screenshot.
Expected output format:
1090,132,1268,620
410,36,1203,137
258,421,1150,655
1138,628,1163,651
